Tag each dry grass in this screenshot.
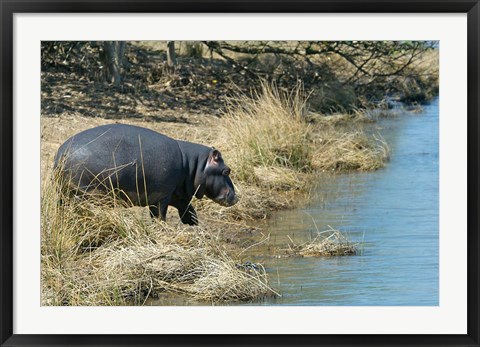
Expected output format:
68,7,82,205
281,226,358,257
311,130,390,172
220,81,389,180
41,170,277,306
220,81,313,183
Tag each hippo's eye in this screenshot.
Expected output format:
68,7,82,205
222,168,231,176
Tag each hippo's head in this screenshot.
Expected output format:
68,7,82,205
196,149,238,207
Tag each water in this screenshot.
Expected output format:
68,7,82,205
249,99,439,306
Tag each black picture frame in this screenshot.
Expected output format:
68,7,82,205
1,1,479,346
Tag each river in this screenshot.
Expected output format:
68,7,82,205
246,98,439,306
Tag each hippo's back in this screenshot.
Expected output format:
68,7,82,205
54,124,184,205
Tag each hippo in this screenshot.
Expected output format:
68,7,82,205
53,123,238,225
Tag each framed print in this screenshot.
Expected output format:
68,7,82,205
1,1,479,346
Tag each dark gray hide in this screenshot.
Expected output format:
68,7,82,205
54,124,238,225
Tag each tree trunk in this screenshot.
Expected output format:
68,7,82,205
166,41,177,73
103,41,126,86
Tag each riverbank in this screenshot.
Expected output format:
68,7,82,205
41,83,396,305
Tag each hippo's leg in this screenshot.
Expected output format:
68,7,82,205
172,199,198,225
180,205,198,226
149,197,170,221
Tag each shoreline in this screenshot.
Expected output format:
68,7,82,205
41,96,423,306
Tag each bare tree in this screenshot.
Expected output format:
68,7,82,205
202,40,435,85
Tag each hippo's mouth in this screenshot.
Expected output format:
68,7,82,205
214,194,239,207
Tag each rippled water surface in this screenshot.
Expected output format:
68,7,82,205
247,98,439,306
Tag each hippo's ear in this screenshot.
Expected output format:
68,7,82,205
209,149,222,165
